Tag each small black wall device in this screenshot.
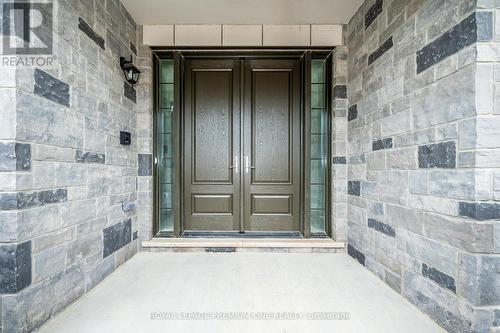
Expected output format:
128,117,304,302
120,131,131,145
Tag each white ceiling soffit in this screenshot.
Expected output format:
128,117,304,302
121,0,363,25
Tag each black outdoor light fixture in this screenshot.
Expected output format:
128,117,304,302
120,56,141,86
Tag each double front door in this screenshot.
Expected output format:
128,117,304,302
183,58,302,233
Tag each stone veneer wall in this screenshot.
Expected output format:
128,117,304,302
331,46,349,242
135,26,154,242
345,0,499,332
0,0,153,331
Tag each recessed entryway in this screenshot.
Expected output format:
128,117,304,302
154,50,333,238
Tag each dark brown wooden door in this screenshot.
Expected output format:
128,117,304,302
183,58,301,233
243,59,301,232
183,59,241,231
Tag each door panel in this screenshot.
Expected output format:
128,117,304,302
243,59,302,232
251,195,292,215
192,194,233,215
252,71,292,184
183,59,241,231
193,70,233,184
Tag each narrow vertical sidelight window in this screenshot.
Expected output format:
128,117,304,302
158,59,174,233
310,58,329,235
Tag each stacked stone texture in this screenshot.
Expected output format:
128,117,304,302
331,46,349,242
135,26,154,241
0,0,152,331
346,0,500,332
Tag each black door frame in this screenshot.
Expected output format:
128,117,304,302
152,48,333,239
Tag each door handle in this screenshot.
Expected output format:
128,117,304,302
245,156,255,174
229,156,239,174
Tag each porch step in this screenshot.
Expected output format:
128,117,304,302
141,238,346,253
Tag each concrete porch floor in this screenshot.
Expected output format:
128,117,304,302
39,252,445,333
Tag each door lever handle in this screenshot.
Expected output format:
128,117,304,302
229,156,239,174
245,156,255,174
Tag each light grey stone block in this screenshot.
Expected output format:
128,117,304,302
459,253,500,306
387,147,417,169
61,199,98,226
411,65,475,130
0,88,16,140
0,142,17,172
409,171,429,194
33,228,74,254
423,212,494,253
381,109,411,137
33,144,75,162
17,206,62,242
17,91,84,149
385,204,424,235
405,232,458,277
379,171,409,205
66,231,102,266
34,245,66,283
429,170,475,200
85,255,115,291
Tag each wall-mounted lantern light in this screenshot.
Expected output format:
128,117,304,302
120,56,141,86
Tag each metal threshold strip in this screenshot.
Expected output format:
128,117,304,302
181,231,304,239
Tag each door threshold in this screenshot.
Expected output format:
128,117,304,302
181,231,303,239
141,237,346,253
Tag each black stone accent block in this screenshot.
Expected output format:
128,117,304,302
348,104,358,122
103,219,132,258
0,189,67,210
348,181,361,196
418,141,456,169
34,69,70,107
75,150,105,164
0,241,32,293
333,156,347,165
348,244,365,266
130,41,137,55
133,231,138,240
368,37,393,66
333,85,347,99
138,154,152,176
15,143,31,171
372,138,393,151
368,218,396,237
416,13,477,74
124,82,137,103
365,0,383,29
422,263,456,293
78,17,105,50
459,202,500,221
205,247,236,253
